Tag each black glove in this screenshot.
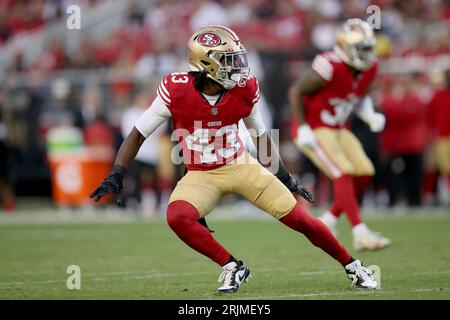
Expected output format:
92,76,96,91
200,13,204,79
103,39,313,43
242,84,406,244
276,166,314,203
89,165,125,205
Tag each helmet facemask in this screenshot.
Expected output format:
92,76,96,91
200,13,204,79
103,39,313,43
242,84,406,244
334,19,377,71
208,50,250,89
347,38,376,70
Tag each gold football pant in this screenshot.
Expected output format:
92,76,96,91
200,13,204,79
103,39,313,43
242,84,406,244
295,127,375,179
168,152,297,219
434,137,450,174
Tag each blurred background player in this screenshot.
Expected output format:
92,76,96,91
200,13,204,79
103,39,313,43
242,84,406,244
378,74,427,207
0,87,15,212
426,69,450,204
289,19,390,251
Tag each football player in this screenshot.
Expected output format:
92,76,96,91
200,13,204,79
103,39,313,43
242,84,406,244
427,69,450,201
91,25,377,293
289,19,390,251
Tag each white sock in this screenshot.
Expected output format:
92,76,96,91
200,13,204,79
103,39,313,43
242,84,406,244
352,223,369,237
320,211,338,226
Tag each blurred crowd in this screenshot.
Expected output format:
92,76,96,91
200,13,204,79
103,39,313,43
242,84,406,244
0,0,449,212
0,0,105,46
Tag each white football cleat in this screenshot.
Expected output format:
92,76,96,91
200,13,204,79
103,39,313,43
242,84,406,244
319,211,338,237
352,224,391,251
217,261,251,293
345,260,377,289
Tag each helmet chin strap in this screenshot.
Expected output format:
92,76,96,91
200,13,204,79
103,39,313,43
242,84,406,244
206,73,236,89
188,63,200,72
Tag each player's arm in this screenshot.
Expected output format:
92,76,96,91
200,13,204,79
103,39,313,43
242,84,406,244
243,106,314,203
353,95,385,132
288,67,327,123
353,63,385,132
288,65,328,148
90,96,171,204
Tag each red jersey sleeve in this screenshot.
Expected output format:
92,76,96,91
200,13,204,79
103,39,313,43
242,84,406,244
156,75,172,107
244,75,260,105
311,53,335,81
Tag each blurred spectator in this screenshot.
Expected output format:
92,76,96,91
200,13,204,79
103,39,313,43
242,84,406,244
127,1,145,27
189,0,230,32
33,37,66,72
80,83,113,152
83,114,115,152
0,87,15,211
380,76,428,207
71,37,98,69
45,77,83,128
121,87,169,216
133,39,181,81
310,0,341,51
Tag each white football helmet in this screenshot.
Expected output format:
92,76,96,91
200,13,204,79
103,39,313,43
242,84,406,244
334,19,377,71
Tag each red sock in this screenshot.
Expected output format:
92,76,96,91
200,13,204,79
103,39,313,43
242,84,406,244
167,200,230,266
328,176,370,219
329,202,342,218
333,175,362,227
280,203,352,266
422,171,438,195
353,175,372,198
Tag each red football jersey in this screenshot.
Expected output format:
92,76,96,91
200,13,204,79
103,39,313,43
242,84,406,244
292,51,378,136
426,88,450,138
157,72,260,171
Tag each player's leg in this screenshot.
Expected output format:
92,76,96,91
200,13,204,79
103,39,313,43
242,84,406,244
297,128,362,234
166,168,250,293
235,160,351,265
295,130,339,235
339,129,390,250
435,137,450,201
339,128,375,195
234,157,377,289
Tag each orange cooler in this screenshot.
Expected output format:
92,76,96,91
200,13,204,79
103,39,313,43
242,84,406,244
48,148,114,206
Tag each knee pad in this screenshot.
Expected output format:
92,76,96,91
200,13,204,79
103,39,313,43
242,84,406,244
166,200,199,230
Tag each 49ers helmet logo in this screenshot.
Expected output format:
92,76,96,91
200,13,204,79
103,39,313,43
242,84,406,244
197,33,221,47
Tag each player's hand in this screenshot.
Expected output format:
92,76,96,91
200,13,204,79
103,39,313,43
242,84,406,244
277,169,314,203
285,175,315,203
89,166,124,205
368,113,385,132
296,124,317,148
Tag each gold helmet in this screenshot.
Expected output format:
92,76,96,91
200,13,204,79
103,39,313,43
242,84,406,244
187,25,250,89
334,18,377,71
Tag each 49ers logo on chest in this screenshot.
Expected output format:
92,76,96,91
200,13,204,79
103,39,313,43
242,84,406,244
198,33,221,47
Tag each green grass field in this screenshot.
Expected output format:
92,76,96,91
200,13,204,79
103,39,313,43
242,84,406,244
1,210,449,300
